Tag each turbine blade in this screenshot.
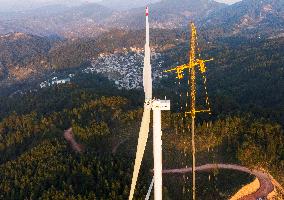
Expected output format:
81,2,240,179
143,6,152,100
129,107,151,200
129,7,152,200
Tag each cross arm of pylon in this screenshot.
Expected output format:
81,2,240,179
196,58,213,73
185,108,211,115
164,64,191,79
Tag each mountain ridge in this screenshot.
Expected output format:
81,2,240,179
201,0,284,37
0,0,283,39
0,0,225,37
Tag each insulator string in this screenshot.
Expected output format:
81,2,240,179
202,74,211,112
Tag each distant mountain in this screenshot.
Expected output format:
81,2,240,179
97,0,161,10
0,0,100,12
104,0,226,29
1,0,283,39
202,0,284,37
0,0,225,37
0,3,112,38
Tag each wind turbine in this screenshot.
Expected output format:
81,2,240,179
128,6,170,200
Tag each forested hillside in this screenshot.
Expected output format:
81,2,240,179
0,0,283,198
0,74,147,199
0,71,283,199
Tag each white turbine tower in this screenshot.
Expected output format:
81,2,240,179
129,6,170,200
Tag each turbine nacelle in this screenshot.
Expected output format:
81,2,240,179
152,100,171,111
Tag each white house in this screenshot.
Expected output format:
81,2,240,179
52,78,71,85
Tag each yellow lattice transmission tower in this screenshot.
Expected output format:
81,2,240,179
165,22,212,200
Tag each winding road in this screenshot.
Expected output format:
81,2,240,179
162,164,275,200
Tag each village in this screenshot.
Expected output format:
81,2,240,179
40,48,166,90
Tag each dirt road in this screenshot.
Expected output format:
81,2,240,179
162,163,274,200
